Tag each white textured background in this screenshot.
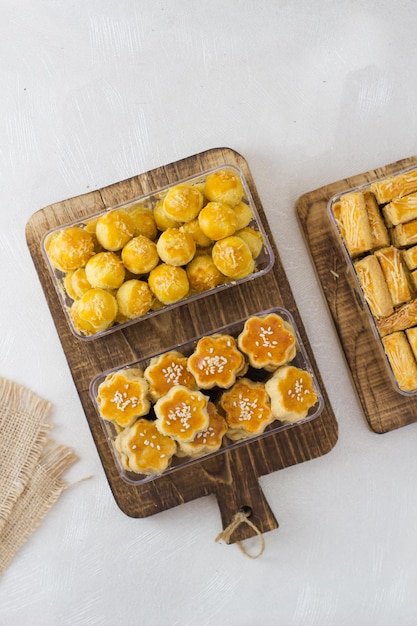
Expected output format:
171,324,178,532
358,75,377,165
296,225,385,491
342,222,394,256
2,1,417,624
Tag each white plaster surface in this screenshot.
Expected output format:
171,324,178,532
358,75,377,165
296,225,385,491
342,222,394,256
2,1,417,624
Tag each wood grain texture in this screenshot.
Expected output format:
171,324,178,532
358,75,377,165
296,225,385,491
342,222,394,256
26,147,338,543
296,155,417,435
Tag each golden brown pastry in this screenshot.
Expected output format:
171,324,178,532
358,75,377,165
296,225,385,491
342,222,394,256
154,385,210,443
45,226,95,272
186,255,223,292
364,191,390,248
219,378,273,441
392,220,417,248
70,288,118,335
156,228,196,266
128,205,158,240
114,418,176,475
95,208,135,251
148,264,189,304
211,236,254,279
233,201,253,230
85,251,125,290
116,279,153,319
406,327,417,361
162,184,204,223
374,246,413,307
235,227,264,259
402,245,417,270
64,268,92,299
187,333,247,389
354,255,394,318
179,219,212,248
204,168,244,207
370,169,417,204
237,313,297,371
376,299,417,337
382,331,417,392
265,365,318,422
153,200,182,231
121,235,159,275
144,350,197,402
339,192,375,257
382,192,417,226
198,202,238,240
176,402,227,458
96,368,151,427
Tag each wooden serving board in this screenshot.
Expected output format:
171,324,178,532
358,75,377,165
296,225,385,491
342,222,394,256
296,155,417,435
26,147,338,543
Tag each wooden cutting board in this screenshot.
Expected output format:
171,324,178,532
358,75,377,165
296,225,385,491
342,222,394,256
296,155,417,435
26,147,338,543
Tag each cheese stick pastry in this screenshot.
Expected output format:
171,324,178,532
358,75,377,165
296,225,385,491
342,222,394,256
376,298,417,337
402,245,417,270
370,169,417,204
391,220,417,248
354,254,394,318
383,192,417,226
339,192,373,257
405,327,417,362
364,191,390,249
382,331,417,392
374,246,413,307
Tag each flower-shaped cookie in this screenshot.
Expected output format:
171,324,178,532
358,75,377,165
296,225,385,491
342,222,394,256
265,365,318,423
115,418,177,475
219,378,274,441
187,333,247,389
154,386,209,443
177,402,227,458
144,350,197,402
237,313,296,371
96,368,151,428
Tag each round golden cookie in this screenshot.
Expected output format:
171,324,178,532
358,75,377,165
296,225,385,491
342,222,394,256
128,205,158,240
154,385,210,443
121,235,159,275
116,279,153,320
265,365,318,423
180,219,212,248
64,268,92,300
219,378,274,441
153,200,182,231
70,288,118,335
144,350,197,402
187,333,247,390
237,313,297,371
45,227,95,272
186,254,224,292
211,236,254,279
204,168,244,207
162,184,204,223
176,402,227,458
85,251,125,290
156,228,196,266
235,227,264,259
96,368,150,428
148,264,189,305
114,418,177,475
95,209,135,251
198,202,237,240
234,201,253,230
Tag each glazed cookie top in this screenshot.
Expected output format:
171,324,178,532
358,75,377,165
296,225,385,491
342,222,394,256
187,333,247,389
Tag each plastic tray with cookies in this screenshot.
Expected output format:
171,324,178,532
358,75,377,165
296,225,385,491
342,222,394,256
89,307,324,485
41,165,274,340
327,164,417,396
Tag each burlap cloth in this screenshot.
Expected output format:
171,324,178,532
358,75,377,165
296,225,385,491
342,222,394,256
0,376,78,574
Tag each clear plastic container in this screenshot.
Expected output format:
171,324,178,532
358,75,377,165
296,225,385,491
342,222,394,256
41,164,274,340
89,307,324,485
327,164,417,396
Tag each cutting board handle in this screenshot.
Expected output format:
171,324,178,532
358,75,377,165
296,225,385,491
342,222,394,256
202,448,278,544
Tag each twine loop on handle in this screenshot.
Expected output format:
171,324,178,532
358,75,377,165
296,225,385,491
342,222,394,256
215,509,265,559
